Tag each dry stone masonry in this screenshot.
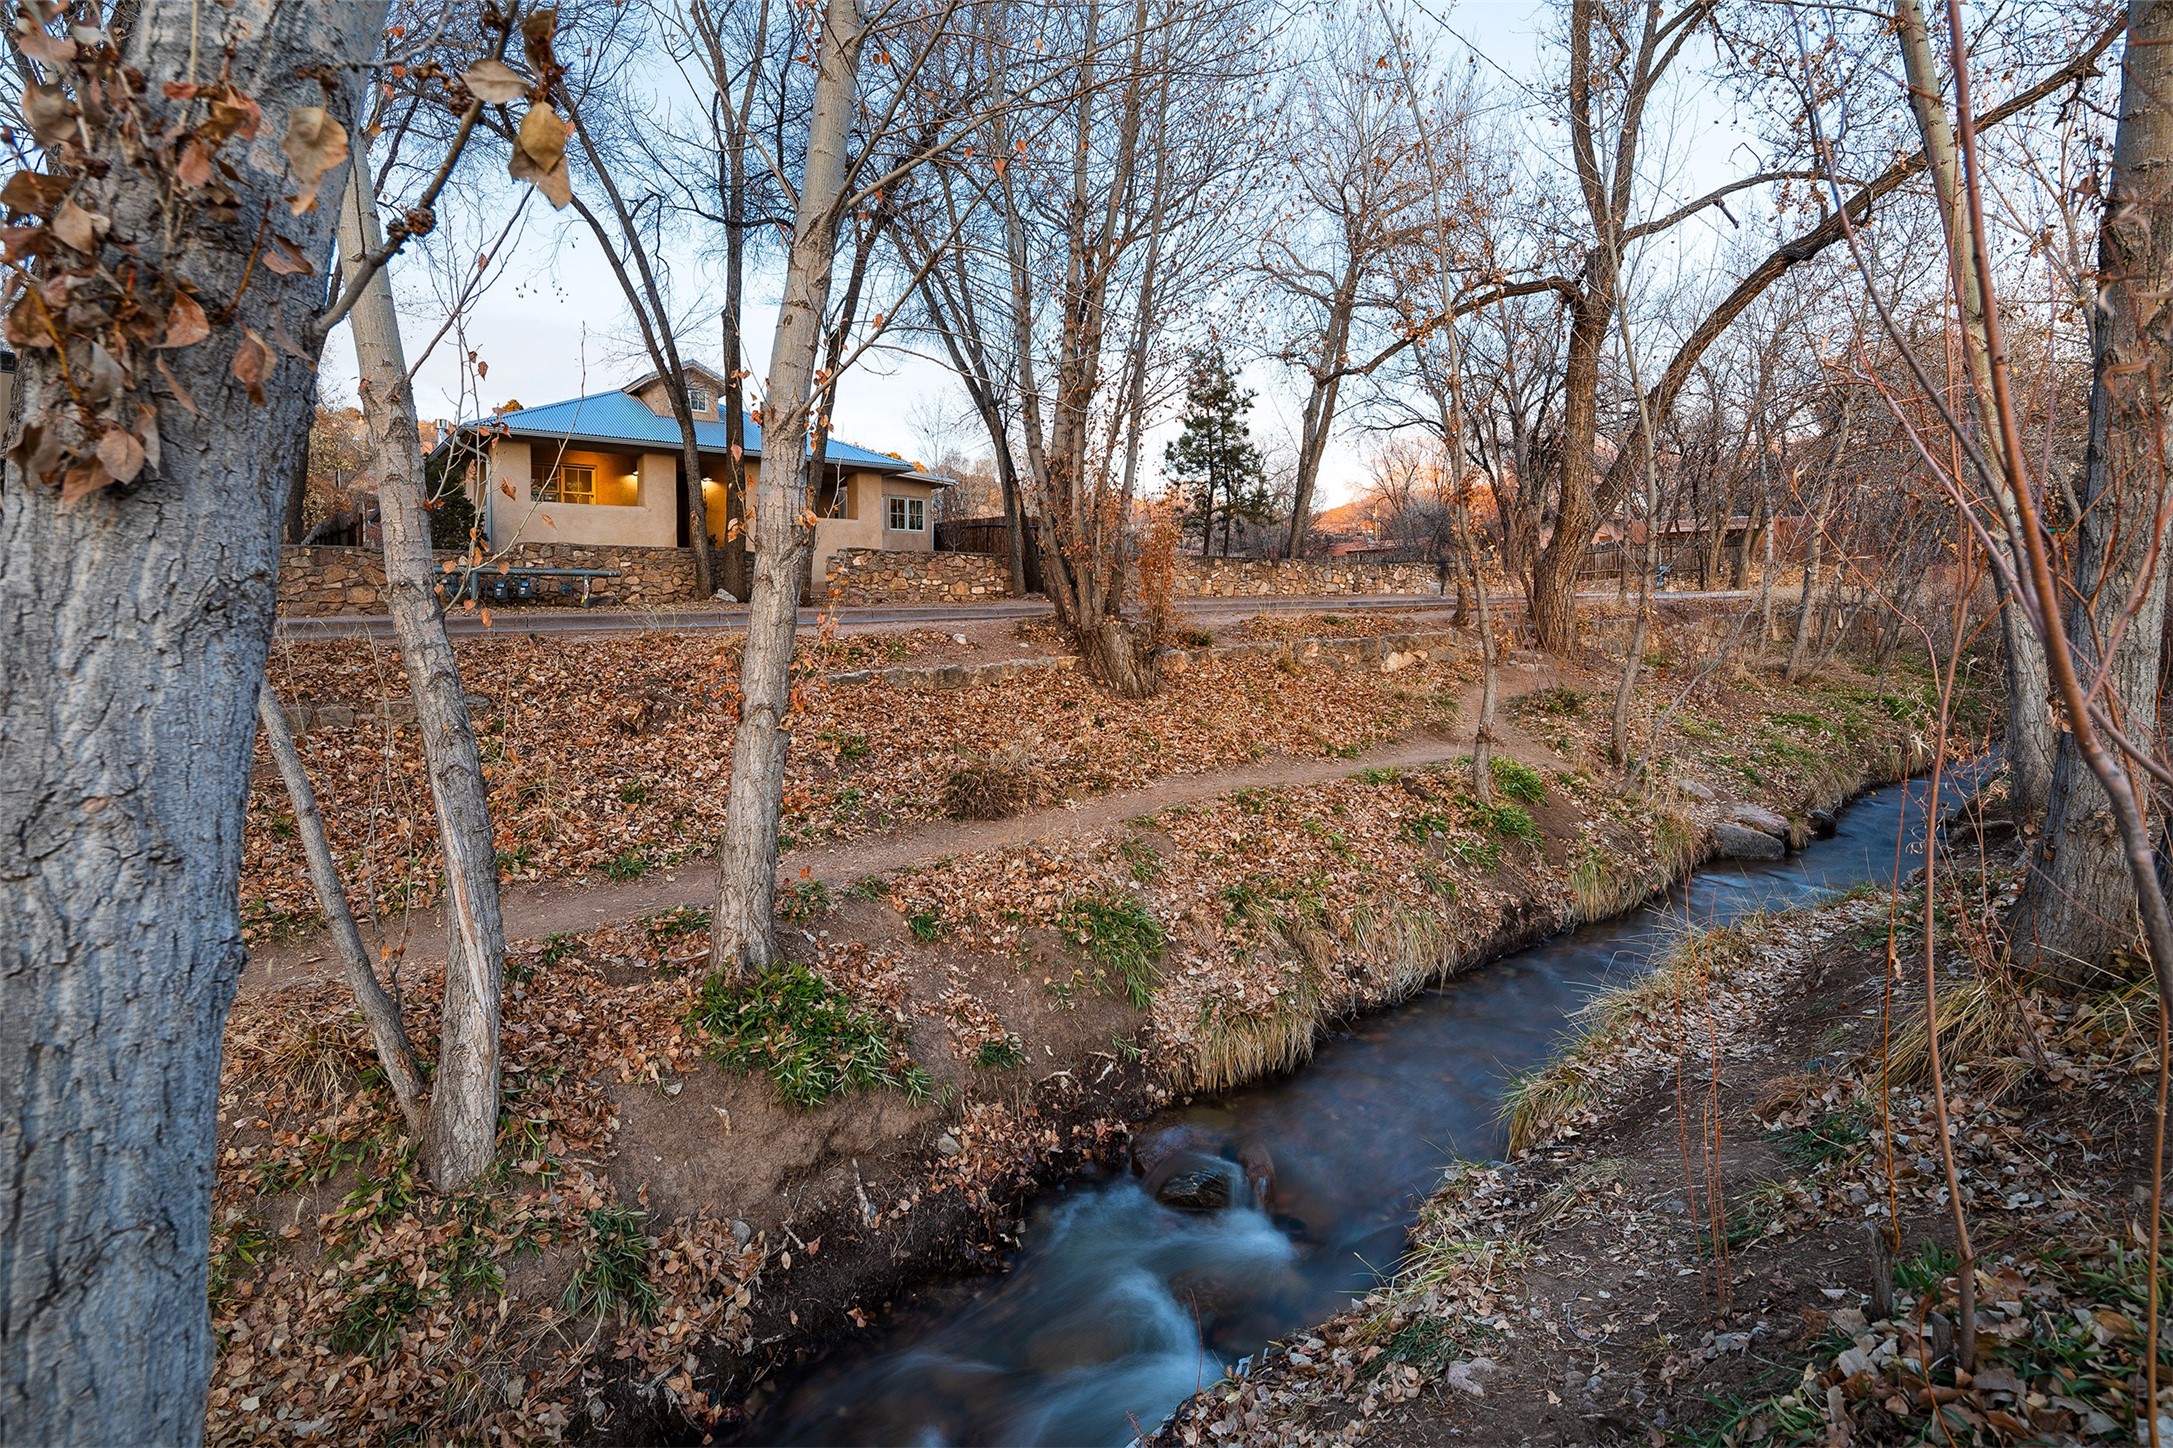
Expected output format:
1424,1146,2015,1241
824,548,1010,605
277,544,701,616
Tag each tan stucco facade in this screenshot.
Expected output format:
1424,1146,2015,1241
472,369,942,597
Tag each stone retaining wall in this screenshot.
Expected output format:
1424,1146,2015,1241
1168,557,1440,598
824,547,1011,606
826,627,1468,693
277,544,702,616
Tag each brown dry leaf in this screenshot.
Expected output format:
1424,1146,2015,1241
508,103,572,209
47,197,104,253
59,456,113,507
231,328,271,405
159,289,210,349
96,424,144,483
22,82,74,148
280,105,348,214
461,58,528,104
133,403,161,474
155,354,198,414
522,7,561,72
261,232,313,277
1,170,70,218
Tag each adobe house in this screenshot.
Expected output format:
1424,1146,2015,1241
446,364,949,597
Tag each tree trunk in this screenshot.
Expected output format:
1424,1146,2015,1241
255,689,426,1133
0,4,384,1438
338,152,506,1190
710,0,867,978
1895,0,2058,817
2008,0,2173,981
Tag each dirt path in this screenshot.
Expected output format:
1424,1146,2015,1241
240,662,1562,995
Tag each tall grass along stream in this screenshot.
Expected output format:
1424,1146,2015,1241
765,775,1966,1446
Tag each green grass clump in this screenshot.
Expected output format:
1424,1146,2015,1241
605,849,649,880
1473,800,1541,845
1518,685,1589,719
778,878,833,923
1767,1110,1868,1170
692,965,933,1107
1489,757,1546,805
647,905,710,943
975,1035,1025,1071
561,1205,659,1323
907,908,946,943
1353,766,1403,785
329,1270,429,1359
1059,896,1165,1008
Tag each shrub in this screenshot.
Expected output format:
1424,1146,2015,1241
1489,757,1546,805
1518,685,1589,719
1473,800,1541,845
1059,896,1166,1008
692,965,933,1107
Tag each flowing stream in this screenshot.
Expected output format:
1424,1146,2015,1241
763,775,1965,1446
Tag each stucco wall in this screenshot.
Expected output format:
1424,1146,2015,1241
484,438,678,551
278,544,700,616
810,474,937,596
824,547,1010,606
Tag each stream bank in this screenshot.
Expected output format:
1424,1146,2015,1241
207,645,1958,1447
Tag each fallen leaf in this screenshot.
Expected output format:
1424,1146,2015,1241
96,424,144,483
231,328,271,405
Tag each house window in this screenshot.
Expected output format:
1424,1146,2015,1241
533,464,596,504
886,495,926,532
686,386,712,413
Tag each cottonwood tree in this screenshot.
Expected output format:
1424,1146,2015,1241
708,0,871,977
2000,0,2173,981
0,1,392,1437
1502,0,2120,654
1261,14,1434,559
974,0,1266,695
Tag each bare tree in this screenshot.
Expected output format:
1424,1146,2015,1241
336,130,510,1191
709,0,870,977
1262,17,1433,559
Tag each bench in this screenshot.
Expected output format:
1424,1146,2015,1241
443,564,622,609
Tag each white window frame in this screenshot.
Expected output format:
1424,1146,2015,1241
886,495,927,533
686,385,712,413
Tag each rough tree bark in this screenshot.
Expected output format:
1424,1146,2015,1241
338,150,507,1188
2007,0,2173,981
0,3,386,1438
709,0,868,977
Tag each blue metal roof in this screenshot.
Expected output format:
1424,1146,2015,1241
486,389,911,472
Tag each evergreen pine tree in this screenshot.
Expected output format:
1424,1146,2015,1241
1163,349,1271,556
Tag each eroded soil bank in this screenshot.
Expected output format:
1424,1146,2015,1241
1154,793,2170,1447
207,614,1957,1445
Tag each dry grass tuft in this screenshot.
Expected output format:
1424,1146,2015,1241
942,741,1044,820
